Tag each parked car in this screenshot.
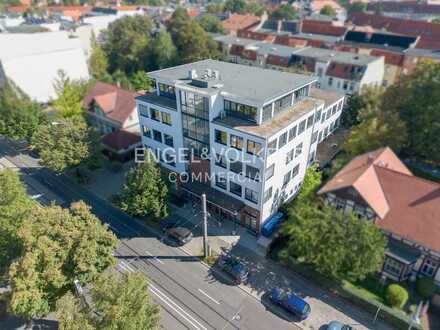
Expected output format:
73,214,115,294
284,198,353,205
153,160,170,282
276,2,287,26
161,219,180,233
261,212,286,237
269,288,311,320
327,321,356,330
217,255,249,284
165,227,193,245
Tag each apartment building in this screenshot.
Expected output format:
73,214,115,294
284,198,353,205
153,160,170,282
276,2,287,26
136,60,344,233
216,35,385,94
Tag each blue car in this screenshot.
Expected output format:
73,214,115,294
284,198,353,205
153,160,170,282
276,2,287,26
269,288,311,320
217,255,249,284
327,321,356,330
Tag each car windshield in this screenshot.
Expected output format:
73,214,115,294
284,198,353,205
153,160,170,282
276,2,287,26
302,304,310,314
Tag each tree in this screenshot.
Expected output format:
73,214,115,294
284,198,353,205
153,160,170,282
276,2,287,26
131,71,155,92
246,1,266,16
112,70,132,90
9,202,117,319
120,159,169,218
320,4,337,17
0,170,33,274
347,1,367,16
0,81,46,141
206,3,224,14
149,30,177,70
198,14,225,34
296,164,322,205
101,15,152,75
89,33,110,81
386,284,409,309
53,70,85,119
271,4,298,20
224,0,247,14
57,273,160,330
416,278,437,299
382,61,440,163
31,117,100,173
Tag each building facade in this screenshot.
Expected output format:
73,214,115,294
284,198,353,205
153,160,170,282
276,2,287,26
136,60,344,233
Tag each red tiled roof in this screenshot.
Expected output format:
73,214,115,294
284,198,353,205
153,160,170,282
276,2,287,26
274,35,308,47
266,54,290,67
301,19,347,37
223,14,260,33
242,49,257,61
101,130,141,151
325,62,363,80
319,147,440,253
6,6,28,13
370,49,404,66
349,12,440,40
311,0,342,12
368,1,440,15
415,37,440,50
230,44,244,56
237,30,275,41
83,82,138,125
186,8,200,18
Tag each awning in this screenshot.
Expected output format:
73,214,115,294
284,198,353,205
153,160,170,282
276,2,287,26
386,238,420,264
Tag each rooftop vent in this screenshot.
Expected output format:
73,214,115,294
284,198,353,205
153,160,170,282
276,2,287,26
188,69,198,79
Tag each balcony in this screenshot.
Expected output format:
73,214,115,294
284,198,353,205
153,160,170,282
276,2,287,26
136,93,177,111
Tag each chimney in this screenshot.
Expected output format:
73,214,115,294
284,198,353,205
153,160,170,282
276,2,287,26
188,69,197,79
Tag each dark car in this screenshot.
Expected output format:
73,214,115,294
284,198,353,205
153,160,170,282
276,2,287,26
327,321,356,330
217,255,249,284
269,288,311,320
160,219,180,233
165,227,193,245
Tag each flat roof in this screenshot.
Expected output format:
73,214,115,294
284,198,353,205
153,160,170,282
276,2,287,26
309,88,344,108
213,97,323,139
294,46,380,65
148,59,316,105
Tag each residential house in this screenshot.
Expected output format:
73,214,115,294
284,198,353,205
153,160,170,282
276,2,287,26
222,13,262,36
136,60,344,233
83,82,141,161
318,147,440,286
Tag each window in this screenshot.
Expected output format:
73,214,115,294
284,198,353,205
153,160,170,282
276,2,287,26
230,134,243,150
224,100,257,122
158,83,176,99
230,181,242,196
286,149,294,164
298,120,306,135
245,188,258,204
138,104,149,117
292,164,299,178
215,153,227,168
164,134,174,147
263,187,272,203
311,131,318,144
421,258,438,277
161,112,172,125
215,130,227,145
278,132,287,149
321,111,326,123
245,165,260,181
230,160,243,174
306,115,314,128
142,125,151,138
265,164,275,179
288,125,297,141
182,114,209,144
315,109,322,123
215,175,227,190
262,103,273,122
274,93,292,115
326,110,331,120
247,139,262,156
180,91,209,119
295,142,303,157
150,108,161,121
331,105,337,116
294,85,309,99
328,77,333,86
283,171,291,186
343,81,348,90
267,140,277,155
338,101,343,111
153,130,162,142
383,257,404,277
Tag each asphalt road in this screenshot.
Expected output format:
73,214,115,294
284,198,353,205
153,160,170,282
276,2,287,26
0,138,300,330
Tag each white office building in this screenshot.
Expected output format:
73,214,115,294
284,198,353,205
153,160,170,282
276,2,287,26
136,60,344,233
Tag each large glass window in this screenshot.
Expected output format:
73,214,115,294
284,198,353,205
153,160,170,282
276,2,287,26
292,164,299,178
245,165,260,181
286,149,294,164
266,164,274,179
182,115,209,144
180,91,209,119
224,100,257,122
274,93,292,115
138,104,149,117
150,108,161,121
263,187,272,203
247,139,262,156
215,153,227,168
158,83,176,99
230,134,243,150
383,257,403,277
183,137,209,157
215,175,227,190
215,129,227,145
289,125,297,141
262,103,273,122
298,120,306,135
153,129,162,143
245,188,258,204
161,112,172,126
267,140,277,155
278,132,287,149
230,160,243,174
307,115,314,128
164,134,174,147
295,142,303,157
230,181,242,196
283,171,291,186
294,85,309,100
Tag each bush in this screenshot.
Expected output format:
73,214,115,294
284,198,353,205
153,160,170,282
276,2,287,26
416,277,437,299
386,284,409,309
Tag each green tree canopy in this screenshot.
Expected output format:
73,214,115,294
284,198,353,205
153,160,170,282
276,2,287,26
347,1,367,16
198,14,225,34
224,0,247,14
0,169,33,274
89,33,110,81
271,4,298,20
9,202,118,319
57,272,160,330
31,117,100,173
53,70,86,119
101,15,152,75
131,71,155,92
120,158,169,219
320,4,337,17
0,81,46,141
206,2,224,14
149,30,177,70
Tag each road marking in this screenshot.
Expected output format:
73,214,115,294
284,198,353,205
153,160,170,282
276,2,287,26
149,284,207,330
145,250,164,264
119,261,135,273
198,289,220,305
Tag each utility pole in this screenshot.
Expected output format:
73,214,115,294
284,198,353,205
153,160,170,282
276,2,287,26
201,194,209,258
